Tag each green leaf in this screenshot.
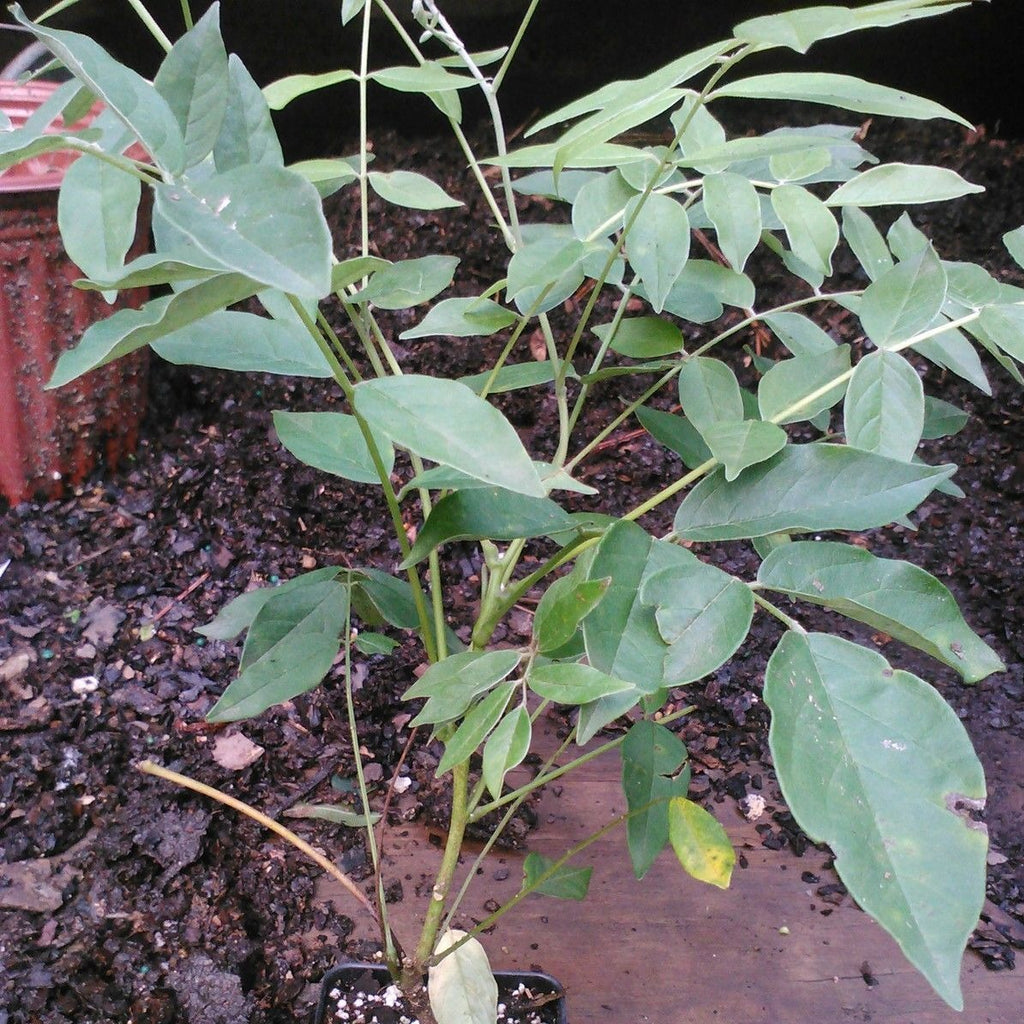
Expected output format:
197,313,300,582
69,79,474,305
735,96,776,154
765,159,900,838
844,350,925,460
400,488,575,568
944,261,1002,311
679,132,854,171
702,171,762,271
592,317,683,358
765,632,987,1010
763,311,837,356
533,576,611,654
543,40,731,174
368,170,462,210
353,376,544,497
674,443,954,541
341,0,366,27
771,184,839,277
528,41,729,136
349,567,423,631
197,567,343,641
623,193,690,312
356,255,458,309
921,396,969,440
887,211,930,260
283,803,379,827
207,580,349,722
47,274,256,388
330,255,389,291
76,252,227,291
491,140,655,172
1003,226,1024,269
529,663,633,705
828,163,983,207
701,420,788,481
506,231,587,314
437,682,515,776
405,650,521,727
621,720,691,879
522,852,593,901
575,685,645,746
757,346,851,425
273,411,393,484
978,303,1024,363
734,3,972,54
459,360,576,396
668,797,735,890
758,541,1004,683
153,166,331,299
290,157,358,197
13,5,185,174
635,405,712,469
859,245,947,348
482,705,532,800
57,155,141,281
400,297,516,340
214,55,284,171
152,310,333,376
583,520,696,691
153,4,228,168
915,322,990,394
571,170,638,240
263,68,357,110
842,206,893,281
640,562,755,685
428,930,498,1024
370,62,474,94
677,260,755,310
353,632,400,656
677,357,743,436
732,7,857,52
714,72,971,127
769,146,831,185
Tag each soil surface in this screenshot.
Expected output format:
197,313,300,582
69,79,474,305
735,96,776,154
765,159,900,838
2,113,1024,1023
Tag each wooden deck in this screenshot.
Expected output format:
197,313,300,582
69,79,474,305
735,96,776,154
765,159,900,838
317,717,1022,1023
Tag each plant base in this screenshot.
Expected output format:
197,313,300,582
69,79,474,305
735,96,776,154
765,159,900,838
315,962,567,1024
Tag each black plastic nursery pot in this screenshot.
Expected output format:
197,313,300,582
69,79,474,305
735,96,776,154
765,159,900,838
315,962,568,1024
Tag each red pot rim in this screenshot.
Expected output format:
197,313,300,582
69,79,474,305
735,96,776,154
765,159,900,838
0,79,103,194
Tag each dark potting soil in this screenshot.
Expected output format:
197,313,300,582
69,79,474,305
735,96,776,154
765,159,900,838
2,116,1024,1022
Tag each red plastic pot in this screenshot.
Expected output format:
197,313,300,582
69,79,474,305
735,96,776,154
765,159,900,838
0,80,149,506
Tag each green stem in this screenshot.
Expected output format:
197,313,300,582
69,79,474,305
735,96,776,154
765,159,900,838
343,611,399,967
442,804,642,958
372,0,516,249
125,0,173,52
750,588,807,634
358,0,372,261
287,296,438,662
492,0,541,94
414,760,471,968
177,0,193,31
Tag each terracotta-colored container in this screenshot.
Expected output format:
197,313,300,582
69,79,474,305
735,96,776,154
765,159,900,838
0,81,149,505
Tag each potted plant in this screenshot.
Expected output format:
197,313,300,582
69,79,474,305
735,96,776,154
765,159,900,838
3,0,1020,1020
0,75,149,505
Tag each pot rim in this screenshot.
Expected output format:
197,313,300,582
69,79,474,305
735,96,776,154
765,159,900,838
315,960,568,1024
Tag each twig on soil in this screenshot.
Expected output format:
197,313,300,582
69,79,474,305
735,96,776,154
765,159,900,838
151,571,210,622
137,759,376,918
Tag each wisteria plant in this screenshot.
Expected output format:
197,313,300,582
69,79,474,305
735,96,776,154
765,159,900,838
2,0,1019,1020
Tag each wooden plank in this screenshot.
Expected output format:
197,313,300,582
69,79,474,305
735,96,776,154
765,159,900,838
316,719,1022,1022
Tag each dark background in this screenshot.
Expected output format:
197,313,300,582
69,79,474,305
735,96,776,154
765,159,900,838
1,1,1021,152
